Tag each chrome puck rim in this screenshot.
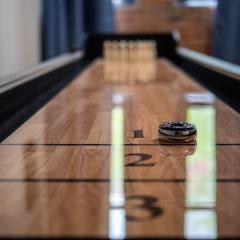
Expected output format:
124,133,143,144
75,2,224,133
159,121,197,138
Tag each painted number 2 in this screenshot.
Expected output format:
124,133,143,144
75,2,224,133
125,153,155,167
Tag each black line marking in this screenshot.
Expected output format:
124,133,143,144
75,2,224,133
0,179,183,183
0,143,240,146
0,178,240,183
186,206,216,210
0,237,239,240
0,236,108,240
0,236,218,240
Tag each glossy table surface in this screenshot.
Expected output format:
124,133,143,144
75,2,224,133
1,59,240,239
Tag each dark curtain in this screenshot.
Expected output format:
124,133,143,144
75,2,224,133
42,0,114,60
214,0,240,64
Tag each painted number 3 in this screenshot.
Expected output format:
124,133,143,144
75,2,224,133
126,195,163,221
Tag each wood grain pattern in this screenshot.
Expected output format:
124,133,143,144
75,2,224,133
0,58,240,238
0,145,239,180
0,182,240,237
2,59,240,144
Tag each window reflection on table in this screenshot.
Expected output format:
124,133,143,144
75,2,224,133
109,94,126,240
184,92,217,239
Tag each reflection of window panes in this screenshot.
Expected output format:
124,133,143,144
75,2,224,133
186,106,216,207
185,105,217,239
109,95,126,240
185,210,217,239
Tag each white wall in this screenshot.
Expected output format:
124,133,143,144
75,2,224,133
0,0,41,80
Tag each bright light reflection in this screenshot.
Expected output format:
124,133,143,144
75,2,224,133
109,208,126,240
109,106,125,207
185,102,217,239
108,100,126,240
185,210,217,239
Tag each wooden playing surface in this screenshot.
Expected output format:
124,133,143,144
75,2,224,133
1,58,240,238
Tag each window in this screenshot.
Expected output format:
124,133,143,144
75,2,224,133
112,0,218,7
112,0,135,7
179,0,217,7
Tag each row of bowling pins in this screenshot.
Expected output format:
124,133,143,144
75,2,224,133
103,40,158,84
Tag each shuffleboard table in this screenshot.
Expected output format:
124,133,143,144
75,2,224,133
0,33,240,239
